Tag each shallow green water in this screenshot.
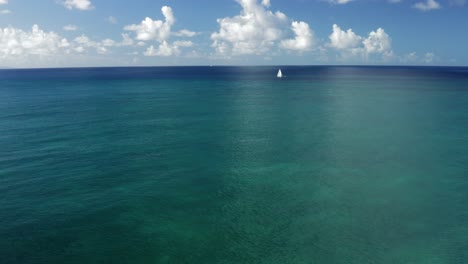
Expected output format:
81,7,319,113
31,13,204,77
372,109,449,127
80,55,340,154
1,66,468,263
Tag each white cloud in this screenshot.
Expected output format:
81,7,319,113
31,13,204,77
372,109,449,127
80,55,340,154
96,46,108,54
124,6,174,41
280,21,314,51
0,25,128,60
329,24,361,50
144,40,194,57
125,6,195,57
211,0,287,55
0,0,8,13
63,24,78,31
101,39,116,47
72,35,101,54
120,34,134,46
144,42,175,57
413,0,441,11
125,16,166,40
401,52,418,63
327,0,353,4
71,33,135,54
0,25,68,57
0,25,84,67
400,51,439,65
62,0,93,11
0,24,145,67
74,35,95,47
211,0,314,56
328,24,393,61
98,34,134,47
363,28,391,54
107,16,118,24
424,52,435,63
173,40,193,47
261,0,271,7
59,38,71,48
174,29,198,37
388,0,402,3
74,46,85,53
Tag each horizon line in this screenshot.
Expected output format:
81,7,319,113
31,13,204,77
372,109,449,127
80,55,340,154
1,64,467,70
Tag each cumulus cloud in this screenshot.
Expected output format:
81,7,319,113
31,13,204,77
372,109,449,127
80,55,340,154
211,0,313,55
74,35,95,47
125,6,196,57
0,25,78,67
211,0,287,55
145,42,172,57
363,28,391,54
424,52,435,63
328,24,392,60
144,40,193,57
101,39,116,47
329,24,362,50
71,33,135,54
280,21,314,51
124,6,174,41
73,34,109,53
0,25,69,58
63,24,78,31
62,0,93,10
0,0,7,4
413,0,441,11
0,23,144,68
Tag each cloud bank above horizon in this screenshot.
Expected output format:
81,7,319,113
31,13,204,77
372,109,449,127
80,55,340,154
0,0,464,67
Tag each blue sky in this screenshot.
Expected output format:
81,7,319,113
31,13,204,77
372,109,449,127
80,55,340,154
0,0,466,67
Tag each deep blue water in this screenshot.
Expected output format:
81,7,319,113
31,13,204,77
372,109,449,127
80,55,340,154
1,66,468,263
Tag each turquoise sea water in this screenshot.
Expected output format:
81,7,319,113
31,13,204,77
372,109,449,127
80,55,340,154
1,66,468,263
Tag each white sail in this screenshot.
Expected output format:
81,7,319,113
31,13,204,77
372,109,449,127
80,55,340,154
277,69,283,78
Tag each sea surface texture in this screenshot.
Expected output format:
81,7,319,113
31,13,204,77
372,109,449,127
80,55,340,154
1,66,468,264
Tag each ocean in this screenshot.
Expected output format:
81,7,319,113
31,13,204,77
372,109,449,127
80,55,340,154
1,66,468,263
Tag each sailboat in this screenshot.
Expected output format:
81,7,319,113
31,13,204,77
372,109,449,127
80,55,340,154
277,69,283,78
